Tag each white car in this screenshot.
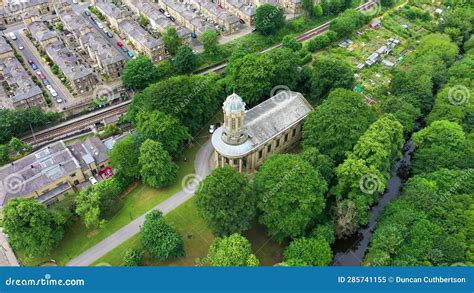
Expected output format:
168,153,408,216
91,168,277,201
56,97,63,103
209,124,215,134
89,176,98,185
102,28,109,34
164,12,170,18
36,70,42,75
7,32,16,40
98,23,104,29
46,84,53,91
18,46,24,50
50,89,58,97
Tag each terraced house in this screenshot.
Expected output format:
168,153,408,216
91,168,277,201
0,0,50,25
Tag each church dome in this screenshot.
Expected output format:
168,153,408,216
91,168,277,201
223,93,246,113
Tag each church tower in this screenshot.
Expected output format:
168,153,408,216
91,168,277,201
221,93,248,145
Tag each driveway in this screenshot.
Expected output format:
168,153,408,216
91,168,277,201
66,140,214,266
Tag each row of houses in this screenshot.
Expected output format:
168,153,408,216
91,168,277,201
0,134,127,208
27,20,99,93
0,0,50,25
0,36,45,110
57,4,126,79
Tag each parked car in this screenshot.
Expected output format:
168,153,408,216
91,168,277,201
121,46,128,52
106,32,113,38
84,10,91,16
209,124,215,134
191,32,197,39
56,96,63,103
7,32,16,40
43,79,50,86
31,63,38,70
28,59,34,65
18,45,24,50
169,16,176,22
89,176,98,185
46,85,53,91
39,73,46,80
117,41,123,47
159,8,165,13
35,70,42,75
127,51,134,58
102,27,108,34
98,23,104,29
90,16,96,22
164,11,170,18
239,19,245,24
72,0,78,4
50,90,58,97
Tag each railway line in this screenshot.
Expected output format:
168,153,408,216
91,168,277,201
21,1,377,146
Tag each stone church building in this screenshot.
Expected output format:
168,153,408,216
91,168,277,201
211,91,313,172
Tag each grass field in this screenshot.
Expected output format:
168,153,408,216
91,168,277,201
18,134,207,266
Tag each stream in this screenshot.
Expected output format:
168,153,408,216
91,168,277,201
332,140,415,266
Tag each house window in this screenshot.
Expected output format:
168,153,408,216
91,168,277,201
70,173,76,178
292,128,297,137
258,149,263,159
300,124,303,131
284,133,288,142
276,138,280,148
225,158,229,164
267,144,272,153
234,159,238,164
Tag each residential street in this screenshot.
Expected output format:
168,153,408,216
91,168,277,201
66,140,214,266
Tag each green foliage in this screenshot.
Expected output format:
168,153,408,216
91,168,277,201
380,0,395,7
123,248,144,266
284,237,333,266
380,95,421,135
307,34,331,52
230,48,299,105
441,7,474,45
174,45,198,73
75,178,123,228
136,111,190,158
3,198,66,256
138,14,150,27
282,35,302,52
162,27,183,55
313,5,323,17
255,4,285,35
330,9,366,37
130,74,221,135
321,0,351,16
333,115,404,238
256,154,328,242
98,124,121,140
140,210,184,260
310,221,336,244
411,120,472,174
0,144,8,165
302,0,316,17
207,233,259,266
122,55,159,90
303,89,377,163
301,147,335,182
139,139,178,188
200,29,220,56
196,167,256,236
109,135,141,183
309,57,355,101
9,137,30,153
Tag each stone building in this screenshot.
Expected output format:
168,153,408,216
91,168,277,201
211,91,313,172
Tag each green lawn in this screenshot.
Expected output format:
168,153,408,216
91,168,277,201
18,135,207,266
93,198,286,267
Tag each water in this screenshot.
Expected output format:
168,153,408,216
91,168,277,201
332,140,415,266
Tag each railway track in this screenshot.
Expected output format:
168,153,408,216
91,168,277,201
22,1,378,146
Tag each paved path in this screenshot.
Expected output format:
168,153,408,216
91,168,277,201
67,140,214,266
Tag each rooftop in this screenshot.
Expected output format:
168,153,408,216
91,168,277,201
118,19,163,49
28,21,58,43
45,42,95,81
0,57,43,103
0,36,13,55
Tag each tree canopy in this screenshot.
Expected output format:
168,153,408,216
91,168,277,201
122,54,159,90
174,45,198,73
255,4,285,35
206,233,259,266
108,135,141,184
284,237,333,266
309,57,355,101
3,198,66,256
200,29,220,56
139,139,178,189
162,27,183,55
256,154,328,242
196,167,256,236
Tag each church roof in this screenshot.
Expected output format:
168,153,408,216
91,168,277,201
223,93,246,113
212,91,313,157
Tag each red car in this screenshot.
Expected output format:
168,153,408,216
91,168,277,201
39,73,46,80
117,41,123,47
28,59,34,65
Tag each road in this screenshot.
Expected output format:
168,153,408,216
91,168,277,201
71,2,132,60
11,30,73,111
67,139,214,266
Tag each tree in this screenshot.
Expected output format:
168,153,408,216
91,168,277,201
313,5,323,17
307,34,330,52
256,154,328,242
380,0,395,8
109,135,141,183
207,234,259,266
282,35,302,52
200,29,220,56
330,9,366,37
230,48,299,105
123,249,144,266
139,139,178,188
136,111,190,158
255,4,285,35
284,237,333,266
2,198,66,256
9,137,31,154
302,0,315,17
196,167,256,236
303,89,377,163
321,0,349,16
140,210,184,260
75,178,123,228
309,57,355,101
411,120,470,174
0,144,9,165
122,55,159,90
380,95,421,135
301,147,335,182
174,45,198,74
138,14,150,27
129,74,221,135
163,27,183,55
